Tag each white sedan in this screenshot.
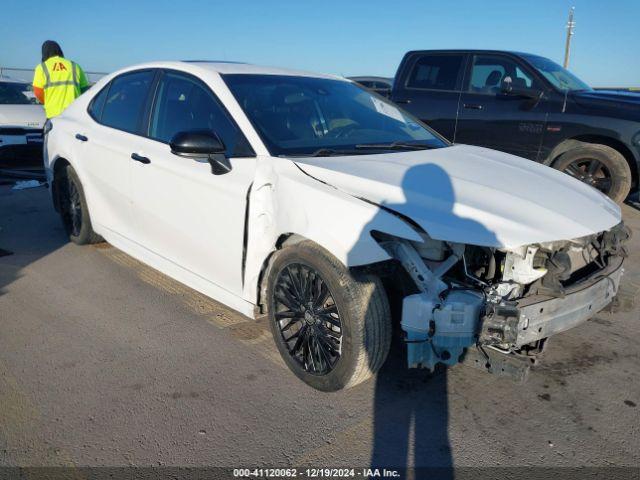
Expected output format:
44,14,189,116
0,77,45,168
44,61,628,391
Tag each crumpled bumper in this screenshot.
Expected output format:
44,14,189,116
512,258,624,346
402,257,624,372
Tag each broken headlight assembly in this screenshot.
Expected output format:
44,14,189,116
372,222,630,380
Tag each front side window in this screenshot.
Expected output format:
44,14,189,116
406,54,464,91
100,70,154,134
223,74,448,157
468,55,537,94
521,54,591,92
149,71,253,157
0,82,36,105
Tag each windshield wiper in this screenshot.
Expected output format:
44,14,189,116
354,141,435,151
282,143,433,158
308,148,343,157
283,148,362,158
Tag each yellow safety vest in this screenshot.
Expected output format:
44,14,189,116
32,56,88,118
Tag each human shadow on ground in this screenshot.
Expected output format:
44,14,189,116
0,184,68,298
346,162,499,477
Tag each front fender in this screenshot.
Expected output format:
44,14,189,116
242,157,422,304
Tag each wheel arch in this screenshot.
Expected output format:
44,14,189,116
545,136,638,188
243,162,423,316
252,233,402,315
254,233,331,314
50,156,71,212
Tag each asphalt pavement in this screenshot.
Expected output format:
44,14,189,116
0,183,638,476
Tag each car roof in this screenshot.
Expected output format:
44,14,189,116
0,76,29,85
192,61,343,79
111,61,345,81
404,49,538,57
348,76,393,84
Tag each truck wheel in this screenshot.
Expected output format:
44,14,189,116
59,165,102,245
266,241,391,391
553,144,632,203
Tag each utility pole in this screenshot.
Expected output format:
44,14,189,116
564,6,575,68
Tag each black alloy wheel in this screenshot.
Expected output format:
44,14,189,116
561,158,612,194
64,175,83,237
266,240,392,391
553,143,632,203
272,263,342,375
57,165,103,245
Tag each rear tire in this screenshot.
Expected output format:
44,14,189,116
266,241,391,391
553,144,632,203
59,165,102,245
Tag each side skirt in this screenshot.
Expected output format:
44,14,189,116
96,225,256,318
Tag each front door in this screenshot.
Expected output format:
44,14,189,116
129,70,257,297
455,54,548,160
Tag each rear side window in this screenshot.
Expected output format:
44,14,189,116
87,84,110,121
101,70,154,134
149,71,253,157
406,54,464,91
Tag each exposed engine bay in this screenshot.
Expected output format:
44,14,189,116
373,222,631,381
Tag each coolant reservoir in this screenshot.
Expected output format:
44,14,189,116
433,290,484,337
402,290,484,369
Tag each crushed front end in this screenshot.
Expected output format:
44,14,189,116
374,222,630,381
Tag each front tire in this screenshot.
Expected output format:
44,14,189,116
59,165,102,245
553,144,632,203
266,241,391,391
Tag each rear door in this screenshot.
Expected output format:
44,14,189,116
392,52,467,141
128,69,257,297
455,53,548,160
79,69,156,239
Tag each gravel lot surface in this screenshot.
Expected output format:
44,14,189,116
0,183,638,476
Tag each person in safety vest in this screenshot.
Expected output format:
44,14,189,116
32,40,89,118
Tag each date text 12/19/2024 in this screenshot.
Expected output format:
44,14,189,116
233,468,401,478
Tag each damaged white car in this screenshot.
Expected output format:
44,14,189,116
44,62,630,391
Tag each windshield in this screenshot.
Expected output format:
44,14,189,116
0,81,37,105
222,74,447,156
521,54,592,92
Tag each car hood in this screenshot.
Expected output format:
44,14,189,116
292,145,621,249
571,89,640,112
0,105,45,128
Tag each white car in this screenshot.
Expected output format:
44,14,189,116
0,77,45,168
44,61,629,391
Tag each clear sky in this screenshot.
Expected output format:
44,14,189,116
2,0,638,87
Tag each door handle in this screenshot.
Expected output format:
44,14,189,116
131,153,151,164
75,133,88,142
463,104,484,110
395,99,411,104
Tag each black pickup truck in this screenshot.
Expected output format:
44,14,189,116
390,50,640,203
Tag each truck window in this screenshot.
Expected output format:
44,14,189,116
468,55,536,94
406,54,464,91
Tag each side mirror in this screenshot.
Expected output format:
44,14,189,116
170,130,232,175
500,77,542,100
